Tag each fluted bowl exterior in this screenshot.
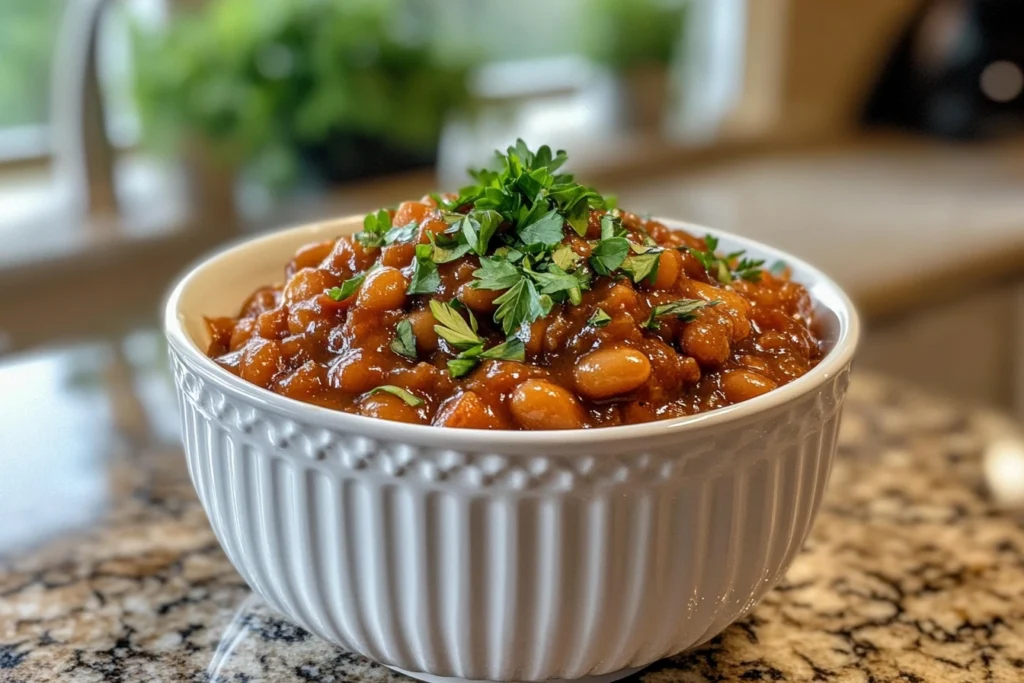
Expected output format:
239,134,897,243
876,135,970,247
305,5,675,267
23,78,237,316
166,217,859,682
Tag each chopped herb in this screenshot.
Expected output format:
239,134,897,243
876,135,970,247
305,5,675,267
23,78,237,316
588,308,612,328
589,237,630,276
446,357,480,379
428,234,472,264
493,277,551,335
551,244,580,270
326,264,379,301
366,385,424,407
446,336,526,378
407,244,441,295
390,319,417,359
355,209,392,248
480,337,525,361
687,234,766,285
621,249,662,284
517,209,565,251
643,299,719,329
472,257,523,291
769,259,788,276
383,221,418,245
735,257,766,282
429,300,482,350
458,209,502,255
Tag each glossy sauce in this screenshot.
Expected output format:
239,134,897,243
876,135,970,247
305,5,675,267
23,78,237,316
206,200,824,429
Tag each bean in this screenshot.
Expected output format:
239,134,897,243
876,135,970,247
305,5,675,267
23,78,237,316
393,200,431,227
573,346,652,400
356,266,408,311
284,267,339,305
275,360,327,400
328,350,387,394
684,279,751,340
241,287,280,317
457,283,500,314
510,380,586,430
287,239,335,276
721,369,778,403
358,392,426,424
205,316,235,352
240,338,282,388
287,300,324,335
523,318,549,355
256,307,288,340
651,249,681,290
321,237,376,277
417,216,449,244
388,362,443,393
433,391,504,429
229,318,256,351
406,309,439,352
381,243,416,268
681,318,731,368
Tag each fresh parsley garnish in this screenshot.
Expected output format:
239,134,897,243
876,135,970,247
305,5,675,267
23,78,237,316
589,237,630,276
621,244,662,284
366,385,424,407
384,221,418,245
686,234,766,285
588,308,612,328
390,319,417,359
407,244,440,295
326,264,379,301
493,278,552,335
447,336,526,378
643,299,719,329
472,257,523,290
355,209,392,248
429,300,482,350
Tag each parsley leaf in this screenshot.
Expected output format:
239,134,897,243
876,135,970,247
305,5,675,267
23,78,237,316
589,237,629,276
588,308,612,328
459,209,502,255
621,251,661,284
326,264,379,301
390,319,417,359
355,209,392,248
428,234,472,264
407,244,440,295
686,234,766,285
384,221,418,245
517,209,565,251
429,300,482,350
551,244,580,270
446,336,526,378
472,257,523,290
366,385,424,407
447,357,480,379
769,259,788,276
643,299,719,329
479,336,525,361
493,277,550,335
526,262,585,305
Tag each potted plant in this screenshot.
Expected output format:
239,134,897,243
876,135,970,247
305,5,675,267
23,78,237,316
132,0,470,191
582,0,688,131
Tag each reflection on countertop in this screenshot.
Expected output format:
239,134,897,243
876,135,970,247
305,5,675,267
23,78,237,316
2,341,1024,681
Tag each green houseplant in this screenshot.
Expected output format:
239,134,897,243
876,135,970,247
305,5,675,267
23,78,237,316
132,0,469,187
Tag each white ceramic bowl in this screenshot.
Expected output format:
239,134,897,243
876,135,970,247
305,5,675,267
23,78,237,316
165,216,859,683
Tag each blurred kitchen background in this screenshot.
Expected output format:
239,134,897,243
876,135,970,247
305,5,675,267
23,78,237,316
1,0,1023,540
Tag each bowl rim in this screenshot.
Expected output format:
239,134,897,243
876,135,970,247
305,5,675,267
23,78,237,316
165,215,860,448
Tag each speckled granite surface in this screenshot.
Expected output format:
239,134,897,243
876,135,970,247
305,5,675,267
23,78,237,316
3,375,1024,682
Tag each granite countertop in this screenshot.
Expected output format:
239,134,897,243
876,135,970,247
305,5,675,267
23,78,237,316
2,360,1024,682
